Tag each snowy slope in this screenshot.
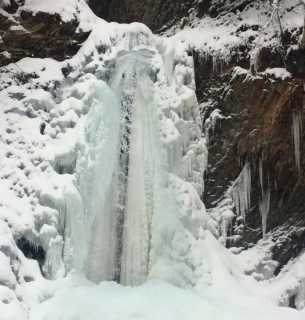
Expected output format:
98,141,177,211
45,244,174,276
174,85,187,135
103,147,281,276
0,0,304,319
164,0,303,66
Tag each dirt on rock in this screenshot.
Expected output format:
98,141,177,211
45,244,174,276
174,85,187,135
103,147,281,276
0,10,90,67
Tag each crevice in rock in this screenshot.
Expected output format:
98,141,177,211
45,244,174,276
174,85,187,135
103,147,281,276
16,237,46,271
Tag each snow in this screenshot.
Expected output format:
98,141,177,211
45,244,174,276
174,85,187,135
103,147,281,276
204,108,223,143
1,51,11,58
30,277,304,320
163,0,303,69
21,0,91,24
0,0,304,319
262,68,292,80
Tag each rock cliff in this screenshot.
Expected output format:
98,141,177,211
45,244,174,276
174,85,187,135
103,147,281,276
0,1,90,67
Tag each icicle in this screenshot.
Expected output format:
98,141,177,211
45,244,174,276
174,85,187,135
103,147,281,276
259,188,270,239
291,109,302,173
259,156,263,197
230,163,251,221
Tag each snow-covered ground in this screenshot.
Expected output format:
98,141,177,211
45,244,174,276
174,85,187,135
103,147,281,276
0,0,305,319
164,0,303,67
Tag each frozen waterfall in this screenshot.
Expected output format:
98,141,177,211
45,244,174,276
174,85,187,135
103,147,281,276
45,26,209,287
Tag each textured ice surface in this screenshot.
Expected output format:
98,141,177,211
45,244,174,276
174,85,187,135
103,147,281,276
0,11,208,293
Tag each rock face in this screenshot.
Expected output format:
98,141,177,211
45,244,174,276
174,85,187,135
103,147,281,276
0,5,90,67
87,0,259,33
194,48,305,271
87,0,210,32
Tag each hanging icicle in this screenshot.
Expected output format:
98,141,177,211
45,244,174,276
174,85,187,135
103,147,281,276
230,163,251,221
291,109,302,173
259,188,271,239
259,156,263,197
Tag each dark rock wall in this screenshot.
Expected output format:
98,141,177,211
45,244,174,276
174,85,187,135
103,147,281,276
0,8,90,67
194,49,305,271
87,0,264,33
87,0,212,32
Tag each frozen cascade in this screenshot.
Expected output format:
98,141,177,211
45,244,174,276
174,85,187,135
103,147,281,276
292,109,302,173
229,163,251,221
53,27,209,287
75,79,121,283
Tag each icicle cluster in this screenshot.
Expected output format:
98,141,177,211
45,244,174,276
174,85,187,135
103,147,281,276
230,163,251,221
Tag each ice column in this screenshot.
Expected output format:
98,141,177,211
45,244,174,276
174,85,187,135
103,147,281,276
259,188,270,239
75,80,121,283
64,30,208,287
108,49,155,286
120,88,153,286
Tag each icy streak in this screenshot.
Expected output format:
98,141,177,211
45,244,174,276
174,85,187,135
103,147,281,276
120,88,152,286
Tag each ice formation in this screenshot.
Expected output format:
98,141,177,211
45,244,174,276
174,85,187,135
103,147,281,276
229,163,251,221
259,156,263,197
1,23,208,288
259,188,271,239
0,1,305,319
258,156,271,239
291,109,302,173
